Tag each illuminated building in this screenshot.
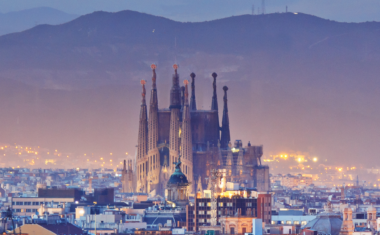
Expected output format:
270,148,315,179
186,186,271,232
219,216,255,234
11,188,83,216
135,65,270,195
273,174,313,188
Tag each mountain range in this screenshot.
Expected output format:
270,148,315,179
0,7,78,36
0,10,379,167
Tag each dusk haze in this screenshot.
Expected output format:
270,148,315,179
0,1,379,235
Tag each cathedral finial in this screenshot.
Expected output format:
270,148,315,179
151,64,157,88
190,73,196,111
174,155,182,169
223,86,228,96
173,64,178,75
140,80,146,102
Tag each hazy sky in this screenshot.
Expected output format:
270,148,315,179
1,0,380,22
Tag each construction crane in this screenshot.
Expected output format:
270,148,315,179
82,176,108,193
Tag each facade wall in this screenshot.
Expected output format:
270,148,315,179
186,197,258,232
219,216,254,234
257,193,272,225
12,197,74,216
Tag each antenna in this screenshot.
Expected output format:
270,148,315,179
261,0,265,14
252,4,255,15
174,37,178,64
286,5,288,13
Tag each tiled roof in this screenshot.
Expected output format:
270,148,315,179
39,223,85,235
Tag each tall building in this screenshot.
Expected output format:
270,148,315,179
135,65,270,195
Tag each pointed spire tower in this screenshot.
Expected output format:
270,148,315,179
211,72,218,111
180,79,194,192
146,64,161,193
136,79,148,192
211,72,220,143
121,159,128,192
190,73,197,111
220,86,231,149
169,64,181,172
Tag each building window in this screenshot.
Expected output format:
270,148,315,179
32,202,39,205
227,202,233,207
207,202,211,207
271,221,276,225
16,202,23,205
286,221,292,224
207,211,211,215
207,219,211,223
199,211,205,215
246,202,252,207
198,219,204,223
294,221,300,225
26,209,32,212
24,202,31,205
301,221,307,226
218,202,223,206
198,202,204,206
218,211,222,215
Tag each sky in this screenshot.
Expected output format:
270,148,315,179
1,0,380,23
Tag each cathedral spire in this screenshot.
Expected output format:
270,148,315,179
169,64,181,172
170,64,181,109
211,72,218,111
220,86,231,149
136,79,148,192
148,64,159,151
180,79,193,191
190,73,197,111
211,72,220,144
152,64,157,89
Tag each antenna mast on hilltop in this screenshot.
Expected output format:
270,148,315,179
252,4,255,15
261,0,265,14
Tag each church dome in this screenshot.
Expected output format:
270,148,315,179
167,156,189,186
303,212,342,235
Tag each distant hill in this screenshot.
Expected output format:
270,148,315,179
0,7,78,36
0,10,379,167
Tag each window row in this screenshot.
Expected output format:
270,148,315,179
13,209,38,213
272,220,307,225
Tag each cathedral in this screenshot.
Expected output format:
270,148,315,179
133,64,270,196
